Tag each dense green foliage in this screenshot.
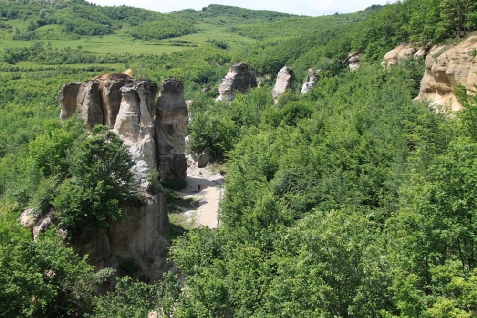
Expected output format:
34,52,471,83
1,0,477,316
0,228,113,317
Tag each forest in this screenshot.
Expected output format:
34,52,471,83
1,0,477,316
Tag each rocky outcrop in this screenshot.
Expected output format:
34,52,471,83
348,52,364,71
156,79,188,181
272,66,296,103
20,208,38,229
216,62,257,102
59,83,81,121
382,43,425,67
301,70,320,94
59,73,137,128
415,36,477,111
56,74,189,269
113,81,158,189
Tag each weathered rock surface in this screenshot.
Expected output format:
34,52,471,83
301,70,320,94
156,79,188,181
20,208,38,229
348,52,364,71
382,43,424,67
76,81,103,127
59,73,138,128
272,66,296,103
32,214,53,240
55,73,189,270
198,150,213,168
216,62,257,102
415,36,477,111
59,83,81,121
114,81,158,189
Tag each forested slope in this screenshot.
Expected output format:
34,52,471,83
1,0,477,316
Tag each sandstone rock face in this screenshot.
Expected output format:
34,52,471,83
382,43,424,67
59,83,81,121
77,81,103,127
114,82,158,189
59,73,137,128
348,52,364,71
56,74,189,269
216,62,257,102
301,70,320,94
272,66,296,103
156,79,188,181
111,191,168,255
415,36,477,111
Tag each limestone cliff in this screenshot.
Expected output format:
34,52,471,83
272,66,296,103
415,36,477,111
216,62,257,102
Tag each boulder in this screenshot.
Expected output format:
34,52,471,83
272,66,296,103
155,79,188,181
415,36,477,111
216,62,257,102
198,150,213,168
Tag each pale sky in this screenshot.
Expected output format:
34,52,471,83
88,0,396,17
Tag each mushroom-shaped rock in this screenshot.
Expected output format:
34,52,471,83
155,79,189,181
216,62,257,102
415,36,477,111
272,66,296,103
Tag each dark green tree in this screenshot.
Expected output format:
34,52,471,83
53,125,135,237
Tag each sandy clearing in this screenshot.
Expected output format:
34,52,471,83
176,164,224,228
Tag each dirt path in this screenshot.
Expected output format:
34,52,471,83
176,164,224,228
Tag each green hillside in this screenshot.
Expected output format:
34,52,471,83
2,0,477,316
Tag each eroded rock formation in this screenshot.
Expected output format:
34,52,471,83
155,79,188,181
301,70,320,94
348,52,364,71
54,74,189,269
216,62,257,102
272,66,296,103
382,43,425,67
415,36,477,111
